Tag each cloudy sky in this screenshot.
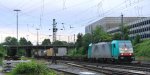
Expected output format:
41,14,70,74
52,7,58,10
0,0,149,45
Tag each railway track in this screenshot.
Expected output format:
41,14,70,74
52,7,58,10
86,63,150,72
61,61,150,75
43,58,150,75
49,68,78,75
66,62,147,75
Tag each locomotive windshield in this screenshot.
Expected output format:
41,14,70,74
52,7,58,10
119,42,133,53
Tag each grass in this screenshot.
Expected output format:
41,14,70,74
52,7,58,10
5,73,11,75
134,39,150,58
135,56,150,62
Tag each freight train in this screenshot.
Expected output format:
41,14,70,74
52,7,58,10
88,40,135,63
34,40,134,63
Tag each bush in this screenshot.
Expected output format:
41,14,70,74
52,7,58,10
77,47,85,55
67,49,77,56
11,61,56,75
67,48,86,58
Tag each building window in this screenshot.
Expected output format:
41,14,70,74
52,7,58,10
131,25,134,28
148,20,150,24
148,34,150,37
147,20,149,24
148,27,150,30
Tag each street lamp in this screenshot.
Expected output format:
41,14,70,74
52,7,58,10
14,9,21,55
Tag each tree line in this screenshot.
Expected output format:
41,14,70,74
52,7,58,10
2,36,74,46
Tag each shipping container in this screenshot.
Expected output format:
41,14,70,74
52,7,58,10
56,47,67,56
46,48,54,56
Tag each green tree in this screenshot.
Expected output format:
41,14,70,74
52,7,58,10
82,33,92,54
18,37,28,56
61,41,68,45
19,37,28,45
41,39,51,45
75,33,83,50
3,37,17,56
52,40,64,45
113,33,121,40
19,37,32,45
120,25,129,40
3,36,17,45
0,44,5,65
93,26,112,43
27,41,33,45
67,42,75,46
0,44,5,57
134,34,141,45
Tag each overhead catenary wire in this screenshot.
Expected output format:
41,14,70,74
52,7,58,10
68,0,145,34
0,0,148,43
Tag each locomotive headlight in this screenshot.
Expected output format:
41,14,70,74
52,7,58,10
129,53,132,55
121,53,123,55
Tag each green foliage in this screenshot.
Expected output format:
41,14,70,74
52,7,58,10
61,41,68,45
75,33,83,50
19,37,28,45
19,37,33,56
124,33,129,40
0,45,5,57
67,42,75,45
77,47,85,55
41,39,51,45
7,48,17,56
82,33,92,54
3,36,32,46
3,36,17,45
120,26,129,40
27,41,33,45
53,40,65,45
133,35,141,45
68,48,86,58
0,52,3,57
93,26,112,43
19,37,33,46
134,39,150,57
0,45,5,65
74,26,112,56
11,61,56,75
17,49,26,56
3,37,32,56
112,33,121,40
68,49,77,56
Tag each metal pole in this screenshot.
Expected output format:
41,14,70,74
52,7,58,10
36,28,40,45
53,19,57,42
91,25,93,43
121,14,124,40
68,36,70,43
14,9,21,55
26,35,29,56
52,19,57,64
74,34,75,43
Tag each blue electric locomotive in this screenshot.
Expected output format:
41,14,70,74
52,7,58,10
88,40,135,62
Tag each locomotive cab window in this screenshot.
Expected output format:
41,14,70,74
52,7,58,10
113,44,116,48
